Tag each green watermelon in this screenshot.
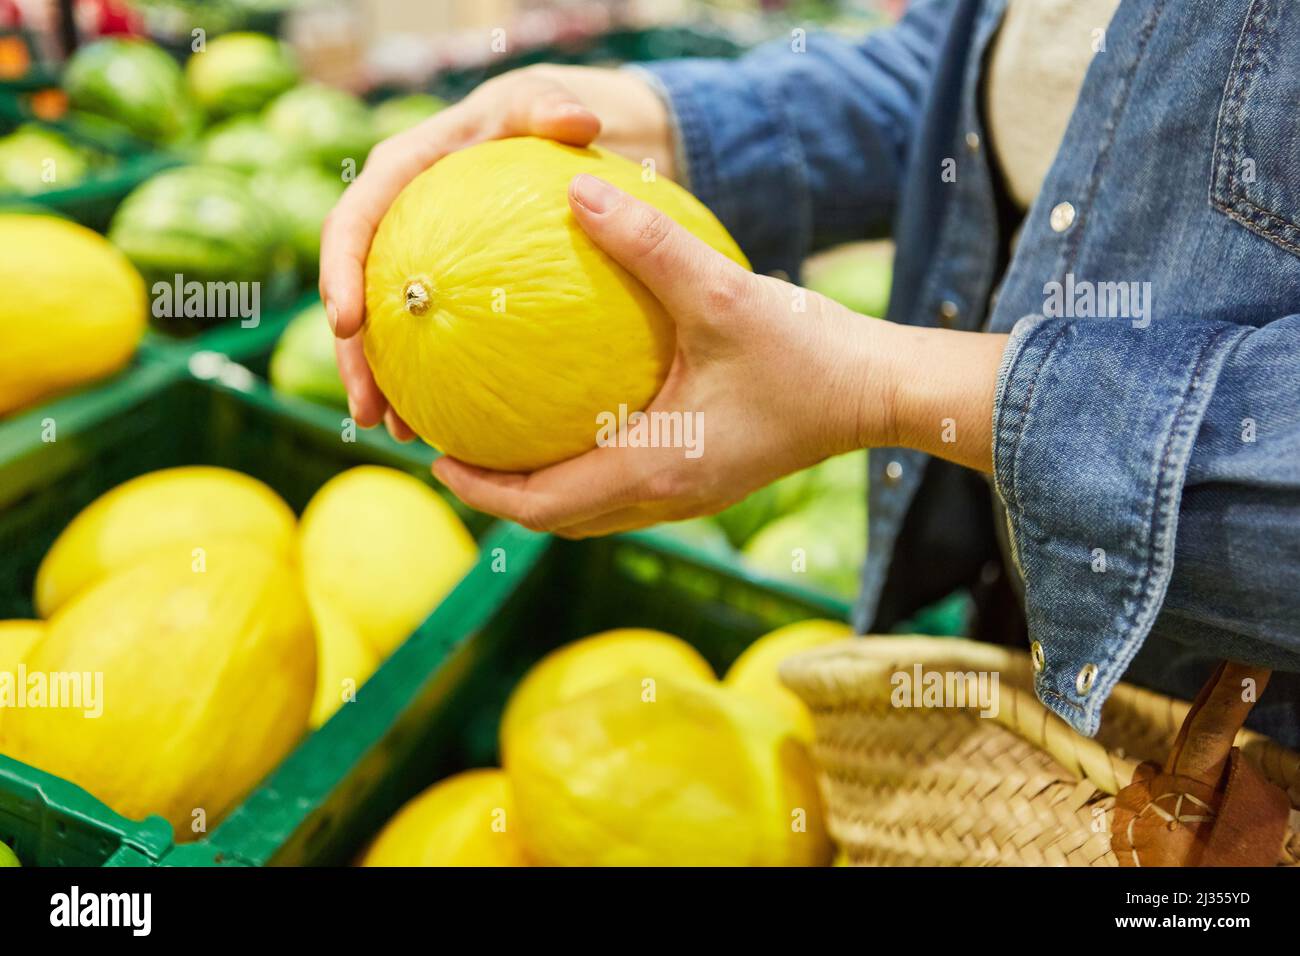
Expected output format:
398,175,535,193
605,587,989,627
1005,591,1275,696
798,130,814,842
741,495,867,599
108,165,294,323
269,301,347,407
713,451,866,549
264,84,376,173
187,32,299,121
199,115,302,174
371,93,449,140
63,38,198,145
250,164,345,279
0,125,88,195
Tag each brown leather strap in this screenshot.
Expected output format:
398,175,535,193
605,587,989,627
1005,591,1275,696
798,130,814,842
1166,662,1269,783
1111,661,1288,867
1200,749,1292,866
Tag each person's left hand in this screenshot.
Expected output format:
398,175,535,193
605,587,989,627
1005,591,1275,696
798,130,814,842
430,174,899,538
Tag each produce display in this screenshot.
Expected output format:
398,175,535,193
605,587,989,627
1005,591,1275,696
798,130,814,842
269,301,348,408
0,124,89,194
63,37,199,145
199,115,302,173
371,93,448,140
250,164,345,277
0,464,478,839
700,451,868,600
184,32,298,121
263,83,375,172
363,136,749,471
108,163,295,295
0,214,146,415
0,16,909,874
364,621,848,867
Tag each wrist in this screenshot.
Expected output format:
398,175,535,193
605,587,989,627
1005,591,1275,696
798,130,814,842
882,324,1008,473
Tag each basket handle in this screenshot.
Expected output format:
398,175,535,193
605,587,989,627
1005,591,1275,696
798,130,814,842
1111,661,1291,866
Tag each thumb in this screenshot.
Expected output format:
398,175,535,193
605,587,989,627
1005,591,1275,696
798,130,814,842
505,77,601,146
568,174,747,317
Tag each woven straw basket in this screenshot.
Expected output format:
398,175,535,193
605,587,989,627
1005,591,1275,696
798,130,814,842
780,637,1300,867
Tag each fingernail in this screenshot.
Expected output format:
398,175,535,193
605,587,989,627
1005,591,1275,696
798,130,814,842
346,395,358,421
326,301,338,333
571,174,618,214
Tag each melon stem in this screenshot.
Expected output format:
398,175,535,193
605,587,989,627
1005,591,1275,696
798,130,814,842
404,279,431,315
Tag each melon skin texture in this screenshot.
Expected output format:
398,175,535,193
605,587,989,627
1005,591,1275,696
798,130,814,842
34,466,297,618
498,628,715,761
0,544,316,839
0,215,145,416
506,676,830,867
363,137,750,472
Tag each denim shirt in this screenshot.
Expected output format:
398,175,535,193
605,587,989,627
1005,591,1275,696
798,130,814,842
642,0,1300,738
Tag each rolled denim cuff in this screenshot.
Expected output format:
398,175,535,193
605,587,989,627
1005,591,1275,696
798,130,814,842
992,314,1248,735
621,64,693,194
636,56,811,278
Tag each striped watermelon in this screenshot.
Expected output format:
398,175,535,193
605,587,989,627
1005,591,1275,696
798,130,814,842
250,164,345,279
263,84,376,172
63,38,198,145
186,33,299,121
107,165,294,328
200,116,303,174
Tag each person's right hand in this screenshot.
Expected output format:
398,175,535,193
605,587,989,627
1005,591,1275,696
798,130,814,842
320,66,610,440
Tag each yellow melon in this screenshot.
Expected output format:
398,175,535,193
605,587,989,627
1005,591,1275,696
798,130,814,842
0,620,44,676
34,466,297,617
0,215,146,415
506,676,831,866
1,543,315,838
363,136,749,471
298,466,477,657
724,619,854,742
360,769,530,867
499,628,714,760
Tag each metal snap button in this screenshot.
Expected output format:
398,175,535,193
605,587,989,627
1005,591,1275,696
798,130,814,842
883,460,903,485
938,300,960,328
965,131,980,152
1030,641,1045,672
1076,663,1098,696
1049,201,1076,233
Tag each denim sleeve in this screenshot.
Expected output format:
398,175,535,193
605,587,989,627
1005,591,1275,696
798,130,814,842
637,0,951,276
993,314,1300,736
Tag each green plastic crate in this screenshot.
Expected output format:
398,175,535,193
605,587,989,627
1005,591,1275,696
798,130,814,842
0,756,173,866
187,526,848,866
0,368,497,864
